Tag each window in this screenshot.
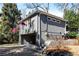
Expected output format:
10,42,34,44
57,20,61,23
53,19,56,22
48,18,50,20
48,17,56,22
52,18,58,22
48,17,61,24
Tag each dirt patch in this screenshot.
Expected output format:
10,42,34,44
47,50,73,56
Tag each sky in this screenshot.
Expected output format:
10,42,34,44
0,3,63,18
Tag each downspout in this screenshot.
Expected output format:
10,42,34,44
46,3,49,39
63,3,67,35
39,13,41,48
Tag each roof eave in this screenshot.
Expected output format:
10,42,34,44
18,10,66,24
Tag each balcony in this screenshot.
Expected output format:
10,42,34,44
20,25,35,35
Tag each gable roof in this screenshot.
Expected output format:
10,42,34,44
18,10,66,24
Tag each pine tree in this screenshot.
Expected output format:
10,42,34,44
0,3,21,44
2,3,21,28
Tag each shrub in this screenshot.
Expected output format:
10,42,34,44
66,32,77,38
0,33,9,44
76,34,79,37
0,31,19,44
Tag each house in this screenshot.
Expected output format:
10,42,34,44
18,10,67,48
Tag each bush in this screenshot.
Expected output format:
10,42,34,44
66,32,77,38
0,31,19,44
76,34,79,37
0,33,9,44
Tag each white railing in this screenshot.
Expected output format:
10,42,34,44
20,25,35,34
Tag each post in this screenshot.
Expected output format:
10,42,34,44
18,24,22,45
19,32,21,45
36,13,41,48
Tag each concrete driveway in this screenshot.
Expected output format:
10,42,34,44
0,44,42,56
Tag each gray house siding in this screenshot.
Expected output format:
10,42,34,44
47,18,65,35
40,14,66,46
40,14,65,35
40,14,47,47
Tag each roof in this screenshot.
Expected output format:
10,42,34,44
18,10,67,24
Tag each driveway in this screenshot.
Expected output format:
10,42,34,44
0,44,43,56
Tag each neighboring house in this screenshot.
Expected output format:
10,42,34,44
18,10,67,47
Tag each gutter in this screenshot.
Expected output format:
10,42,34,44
18,10,67,24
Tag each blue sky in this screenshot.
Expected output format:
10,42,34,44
0,3,63,18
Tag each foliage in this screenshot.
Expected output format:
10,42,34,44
66,32,77,38
54,3,79,12
0,3,21,44
55,3,79,32
64,9,79,32
76,34,79,37
2,3,21,28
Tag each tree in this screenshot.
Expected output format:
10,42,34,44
54,3,79,17
25,3,49,12
2,3,21,28
65,9,79,32
64,9,79,33
0,3,21,44
55,3,79,32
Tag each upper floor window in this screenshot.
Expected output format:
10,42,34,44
48,17,61,23
57,20,61,23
